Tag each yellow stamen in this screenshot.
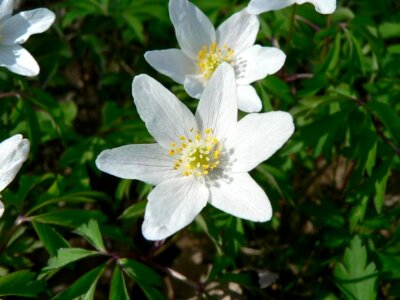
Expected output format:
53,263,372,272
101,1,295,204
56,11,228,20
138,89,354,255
197,42,235,80
168,127,222,177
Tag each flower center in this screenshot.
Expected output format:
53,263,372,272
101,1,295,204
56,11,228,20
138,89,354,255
197,42,235,80
169,128,222,177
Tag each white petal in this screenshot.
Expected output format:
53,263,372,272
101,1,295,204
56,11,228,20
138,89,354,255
0,45,39,76
1,8,55,45
96,144,178,186
0,200,4,218
226,111,294,172
0,0,13,21
144,49,197,84
0,134,30,192
169,0,216,59
216,9,259,55
132,74,198,149
142,177,209,240
247,0,336,15
237,85,262,113
183,74,204,99
209,172,272,221
195,63,237,141
236,45,286,85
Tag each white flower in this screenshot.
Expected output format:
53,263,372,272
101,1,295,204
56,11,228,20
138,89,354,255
96,64,294,241
144,0,286,113
0,0,55,76
0,134,30,217
247,0,336,15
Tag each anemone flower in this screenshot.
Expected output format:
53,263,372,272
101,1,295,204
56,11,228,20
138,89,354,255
96,64,294,240
144,0,286,113
247,0,336,15
0,134,30,217
0,0,55,76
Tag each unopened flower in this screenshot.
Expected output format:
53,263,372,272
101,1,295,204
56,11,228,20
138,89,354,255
96,64,294,240
247,0,336,15
144,0,286,113
0,0,56,76
0,134,30,217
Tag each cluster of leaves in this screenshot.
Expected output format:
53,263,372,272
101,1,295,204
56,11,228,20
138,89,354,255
0,0,399,298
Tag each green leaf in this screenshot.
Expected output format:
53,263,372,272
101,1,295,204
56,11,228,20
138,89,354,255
45,248,100,271
349,196,369,232
379,22,400,39
75,219,106,252
31,210,107,228
0,271,46,297
373,161,391,214
262,76,294,104
119,258,165,300
52,264,106,300
367,100,400,145
32,221,70,256
110,266,131,300
334,236,378,300
119,201,146,220
27,190,109,216
122,14,145,43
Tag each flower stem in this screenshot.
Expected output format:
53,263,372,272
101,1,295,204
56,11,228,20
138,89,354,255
0,215,26,255
0,92,21,99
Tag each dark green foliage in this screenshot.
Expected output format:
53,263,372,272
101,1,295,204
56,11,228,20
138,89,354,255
0,0,399,298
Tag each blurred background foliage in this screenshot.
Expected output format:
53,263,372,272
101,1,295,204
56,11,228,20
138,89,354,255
0,0,399,299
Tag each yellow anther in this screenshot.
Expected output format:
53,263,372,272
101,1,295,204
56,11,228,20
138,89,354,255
168,127,222,177
197,42,235,80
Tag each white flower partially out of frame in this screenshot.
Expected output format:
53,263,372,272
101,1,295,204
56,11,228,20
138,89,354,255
144,0,286,113
247,0,336,15
96,64,295,241
0,0,56,76
0,134,30,218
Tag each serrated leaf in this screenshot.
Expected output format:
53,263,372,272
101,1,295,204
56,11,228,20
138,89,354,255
45,248,100,271
32,221,70,256
110,266,130,300
52,264,106,300
0,271,46,297
334,236,378,300
75,219,106,252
